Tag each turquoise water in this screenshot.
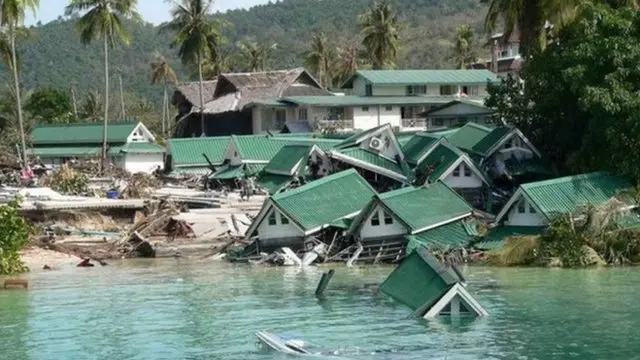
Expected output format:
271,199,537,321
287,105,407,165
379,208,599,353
1,261,639,360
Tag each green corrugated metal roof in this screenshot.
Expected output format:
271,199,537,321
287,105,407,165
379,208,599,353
256,173,293,195
337,147,405,178
380,248,462,311
378,182,472,232
423,99,491,116
281,95,484,107
474,226,544,250
520,172,632,219
415,142,463,182
169,136,230,166
401,133,441,165
210,164,265,180
31,121,138,145
446,122,493,153
335,127,379,149
405,219,477,253
232,135,339,161
346,69,498,86
272,169,377,231
28,146,102,157
263,144,312,175
110,142,165,154
471,126,513,155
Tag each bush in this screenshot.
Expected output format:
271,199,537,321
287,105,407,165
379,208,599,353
485,236,540,266
0,198,31,274
41,164,89,195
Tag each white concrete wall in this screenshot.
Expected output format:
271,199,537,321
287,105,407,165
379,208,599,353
126,124,154,143
124,153,164,174
442,162,485,189
352,105,400,130
258,207,304,240
360,205,408,239
504,197,547,226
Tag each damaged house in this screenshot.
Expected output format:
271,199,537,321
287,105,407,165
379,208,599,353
166,136,230,177
243,169,377,256
342,182,476,264
172,68,330,137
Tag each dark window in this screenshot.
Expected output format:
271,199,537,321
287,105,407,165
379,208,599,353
268,211,277,226
384,105,393,111
406,85,427,95
463,163,472,177
371,212,380,226
384,212,393,225
362,106,369,112
433,118,444,127
517,200,526,214
440,85,457,95
298,108,308,121
452,166,461,177
365,84,373,96
281,214,290,224
529,204,537,214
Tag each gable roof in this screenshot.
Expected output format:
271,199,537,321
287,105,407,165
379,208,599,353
31,121,139,145
401,133,442,165
230,135,339,162
445,122,493,153
247,169,377,235
332,147,408,181
495,172,633,223
376,183,473,234
342,69,499,88
204,68,330,114
263,144,315,176
471,126,513,155
415,142,488,184
173,80,218,108
422,99,492,117
380,248,463,311
169,136,230,167
405,219,478,253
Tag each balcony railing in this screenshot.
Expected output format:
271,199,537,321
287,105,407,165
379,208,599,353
401,118,427,129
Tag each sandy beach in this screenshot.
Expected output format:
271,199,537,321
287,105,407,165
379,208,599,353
19,247,82,272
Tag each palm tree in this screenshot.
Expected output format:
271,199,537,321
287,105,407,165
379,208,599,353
358,0,400,69
161,0,224,137
1,0,39,166
236,39,276,72
200,50,233,79
65,0,141,173
450,24,477,69
303,32,333,87
151,53,178,137
481,0,580,58
81,90,104,122
332,43,359,87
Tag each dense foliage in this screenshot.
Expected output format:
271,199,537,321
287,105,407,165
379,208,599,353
486,3,640,182
24,87,74,124
0,198,31,274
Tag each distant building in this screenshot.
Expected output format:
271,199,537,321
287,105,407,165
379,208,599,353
29,121,165,174
471,29,523,77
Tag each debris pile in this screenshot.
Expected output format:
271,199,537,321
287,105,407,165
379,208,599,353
40,165,89,195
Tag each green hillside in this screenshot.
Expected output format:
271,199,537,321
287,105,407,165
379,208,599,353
9,0,486,104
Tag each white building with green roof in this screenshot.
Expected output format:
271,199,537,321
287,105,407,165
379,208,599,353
29,121,165,174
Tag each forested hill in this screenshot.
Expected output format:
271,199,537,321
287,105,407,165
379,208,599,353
10,0,485,103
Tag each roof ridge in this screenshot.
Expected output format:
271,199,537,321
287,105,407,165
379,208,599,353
272,169,368,200
33,121,138,128
521,171,610,189
169,136,230,142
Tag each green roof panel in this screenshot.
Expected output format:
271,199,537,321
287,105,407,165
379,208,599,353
169,136,230,166
263,144,312,175
405,219,477,253
232,135,339,161
337,147,406,178
415,142,463,182
471,126,513,155
401,133,441,165
349,69,498,86
272,169,377,231
446,122,493,153
282,95,486,107
31,121,138,145
474,226,545,250
211,164,265,180
110,142,165,154
256,173,293,195
28,146,102,157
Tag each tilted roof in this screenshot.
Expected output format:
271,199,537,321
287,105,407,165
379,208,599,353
269,169,377,231
376,182,473,233
415,142,467,183
445,122,493,153
405,219,478,253
342,69,499,87
31,121,139,145
335,147,407,179
471,126,513,156
210,163,265,180
401,133,442,165
263,144,314,175
497,172,633,222
231,135,339,162
169,136,230,167
256,173,294,195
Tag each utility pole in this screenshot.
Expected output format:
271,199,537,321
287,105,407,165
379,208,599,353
119,74,126,120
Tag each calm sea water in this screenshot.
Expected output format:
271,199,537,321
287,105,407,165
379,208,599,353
1,260,639,360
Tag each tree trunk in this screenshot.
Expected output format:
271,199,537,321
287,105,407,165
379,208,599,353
10,26,27,167
162,80,168,137
101,36,109,174
71,86,79,121
119,74,125,120
198,55,205,137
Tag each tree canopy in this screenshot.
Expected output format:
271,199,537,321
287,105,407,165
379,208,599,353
24,87,73,124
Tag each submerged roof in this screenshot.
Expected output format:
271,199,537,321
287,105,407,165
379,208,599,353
269,169,377,231
31,121,139,145
497,172,633,222
169,136,230,167
474,225,544,250
342,69,499,87
380,248,463,311
406,219,478,253
377,182,473,233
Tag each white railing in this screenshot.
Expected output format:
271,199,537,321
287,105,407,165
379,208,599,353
401,118,427,129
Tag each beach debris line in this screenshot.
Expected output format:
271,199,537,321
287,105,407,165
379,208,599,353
379,248,488,318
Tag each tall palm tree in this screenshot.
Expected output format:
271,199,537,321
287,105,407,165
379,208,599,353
161,0,224,137
200,50,233,79
358,0,400,70
1,0,39,166
332,43,359,87
303,32,333,87
450,24,477,69
65,0,140,173
236,39,276,72
81,90,104,122
481,0,580,58
151,53,178,137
